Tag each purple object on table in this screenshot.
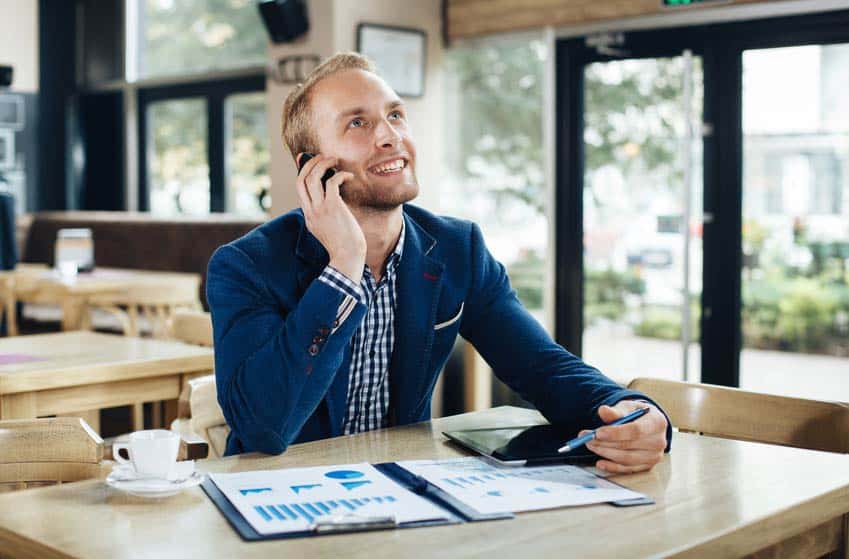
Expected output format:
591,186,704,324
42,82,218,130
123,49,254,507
0,353,47,365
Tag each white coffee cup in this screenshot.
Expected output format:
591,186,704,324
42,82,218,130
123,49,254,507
113,429,180,479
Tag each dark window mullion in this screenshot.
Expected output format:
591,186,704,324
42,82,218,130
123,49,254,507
208,94,225,212
700,45,743,387
554,38,586,355
137,90,149,212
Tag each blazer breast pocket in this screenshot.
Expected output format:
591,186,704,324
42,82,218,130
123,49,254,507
434,302,464,331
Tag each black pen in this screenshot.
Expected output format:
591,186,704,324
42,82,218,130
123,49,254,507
557,407,650,454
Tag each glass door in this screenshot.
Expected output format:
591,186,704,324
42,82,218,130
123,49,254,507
580,51,704,383
740,43,849,400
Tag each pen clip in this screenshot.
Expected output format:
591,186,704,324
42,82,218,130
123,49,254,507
311,514,398,534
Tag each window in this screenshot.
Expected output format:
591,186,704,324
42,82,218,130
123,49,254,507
443,35,551,328
741,43,849,400
126,0,269,216
443,34,551,408
147,98,209,215
226,92,271,216
131,0,266,80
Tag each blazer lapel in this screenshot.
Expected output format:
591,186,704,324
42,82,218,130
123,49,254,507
388,211,444,426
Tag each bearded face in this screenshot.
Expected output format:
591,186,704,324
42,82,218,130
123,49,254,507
308,69,420,212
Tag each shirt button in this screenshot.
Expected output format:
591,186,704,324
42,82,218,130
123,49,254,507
308,344,320,356
333,319,339,328
313,336,324,344
319,327,330,336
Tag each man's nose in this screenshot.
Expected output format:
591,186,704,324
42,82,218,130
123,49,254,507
374,118,402,149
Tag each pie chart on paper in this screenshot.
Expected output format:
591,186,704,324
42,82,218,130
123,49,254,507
324,470,365,480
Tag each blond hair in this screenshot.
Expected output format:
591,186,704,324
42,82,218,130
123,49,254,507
281,52,378,161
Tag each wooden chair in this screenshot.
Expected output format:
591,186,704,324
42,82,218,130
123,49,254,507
85,283,202,432
166,311,229,458
171,374,229,459
0,417,106,493
628,377,849,453
85,276,202,339
0,264,50,337
629,378,849,558
168,309,213,347
0,273,15,336
0,417,209,494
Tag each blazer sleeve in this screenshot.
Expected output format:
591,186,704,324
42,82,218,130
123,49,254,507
206,243,366,455
459,223,672,448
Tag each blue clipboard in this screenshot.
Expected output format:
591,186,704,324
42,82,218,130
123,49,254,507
201,461,514,541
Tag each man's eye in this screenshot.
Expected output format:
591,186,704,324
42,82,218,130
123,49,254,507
349,118,364,128
389,111,403,120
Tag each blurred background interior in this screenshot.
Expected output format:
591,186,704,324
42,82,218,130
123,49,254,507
0,0,847,437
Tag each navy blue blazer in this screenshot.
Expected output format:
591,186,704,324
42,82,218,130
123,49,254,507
207,204,669,456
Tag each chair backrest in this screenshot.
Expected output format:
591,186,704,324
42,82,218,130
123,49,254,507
172,374,229,458
168,310,213,347
167,311,227,456
628,377,849,453
0,417,106,491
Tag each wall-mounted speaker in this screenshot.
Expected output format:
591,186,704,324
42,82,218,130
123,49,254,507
0,66,12,88
258,0,309,43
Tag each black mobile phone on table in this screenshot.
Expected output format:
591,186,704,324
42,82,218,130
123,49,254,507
297,153,337,191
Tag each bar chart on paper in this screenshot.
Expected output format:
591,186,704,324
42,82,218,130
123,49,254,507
397,458,646,514
209,463,449,535
252,495,399,525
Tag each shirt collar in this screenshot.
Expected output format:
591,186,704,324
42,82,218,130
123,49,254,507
392,218,405,259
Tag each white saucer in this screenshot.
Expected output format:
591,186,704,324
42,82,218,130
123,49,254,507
106,462,204,498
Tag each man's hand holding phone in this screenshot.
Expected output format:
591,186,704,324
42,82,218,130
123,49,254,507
296,153,366,284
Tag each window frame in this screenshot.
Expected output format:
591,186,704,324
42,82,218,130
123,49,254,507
555,9,849,388
136,74,266,213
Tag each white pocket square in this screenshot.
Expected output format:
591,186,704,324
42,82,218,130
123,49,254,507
434,302,464,331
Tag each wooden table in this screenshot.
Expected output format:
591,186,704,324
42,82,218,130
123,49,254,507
0,331,214,432
1,265,200,331
0,406,848,558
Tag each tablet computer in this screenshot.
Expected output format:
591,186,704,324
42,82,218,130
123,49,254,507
442,424,600,466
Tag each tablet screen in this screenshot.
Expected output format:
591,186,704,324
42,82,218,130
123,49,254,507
443,425,600,464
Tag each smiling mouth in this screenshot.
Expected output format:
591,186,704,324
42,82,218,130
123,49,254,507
367,158,408,177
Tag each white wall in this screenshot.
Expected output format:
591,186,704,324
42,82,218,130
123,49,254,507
267,0,443,215
0,0,38,92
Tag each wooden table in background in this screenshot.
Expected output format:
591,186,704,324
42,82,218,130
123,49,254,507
0,406,847,558
1,265,200,331
0,331,213,432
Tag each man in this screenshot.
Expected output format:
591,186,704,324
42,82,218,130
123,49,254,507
207,52,671,472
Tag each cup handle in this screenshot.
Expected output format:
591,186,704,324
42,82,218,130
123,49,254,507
113,442,131,465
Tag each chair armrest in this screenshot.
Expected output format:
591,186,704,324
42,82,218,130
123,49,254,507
178,432,209,461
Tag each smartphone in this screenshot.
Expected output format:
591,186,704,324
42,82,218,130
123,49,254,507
297,153,337,191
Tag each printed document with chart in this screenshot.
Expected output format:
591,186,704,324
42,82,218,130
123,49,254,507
396,457,645,514
208,463,449,535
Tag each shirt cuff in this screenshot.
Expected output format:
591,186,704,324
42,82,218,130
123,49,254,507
317,265,364,305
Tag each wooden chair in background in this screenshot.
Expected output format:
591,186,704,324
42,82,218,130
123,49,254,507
0,274,15,336
166,311,229,458
84,282,203,432
0,264,51,337
168,309,213,347
85,276,202,339
628,377,849,453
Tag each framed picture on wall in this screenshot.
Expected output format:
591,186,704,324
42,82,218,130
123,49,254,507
357,23,427,98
